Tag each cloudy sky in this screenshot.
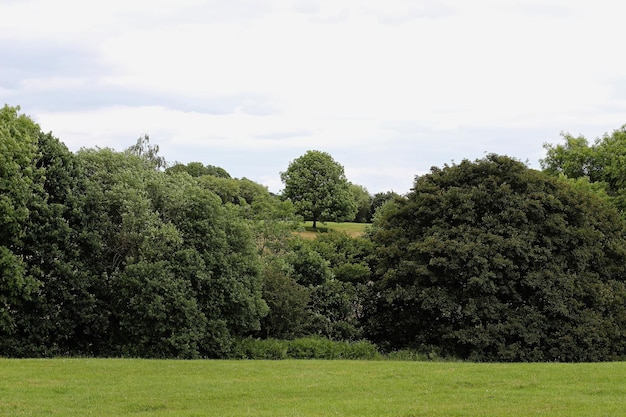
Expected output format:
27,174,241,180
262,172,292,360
2,0,625,194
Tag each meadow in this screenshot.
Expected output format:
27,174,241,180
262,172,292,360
298,221,369,239
1,359,625,416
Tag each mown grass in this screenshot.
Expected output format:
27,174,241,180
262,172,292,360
1,359,625,416
298,221,369,239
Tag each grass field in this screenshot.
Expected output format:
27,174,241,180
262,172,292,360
1,359,625,416
297,221,369,239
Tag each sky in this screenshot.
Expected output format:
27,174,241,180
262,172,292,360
2,0,626,194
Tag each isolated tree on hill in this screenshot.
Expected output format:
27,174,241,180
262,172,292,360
280,150,356,229
366,154,626,362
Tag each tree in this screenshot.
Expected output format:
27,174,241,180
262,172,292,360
69,148,267,357
350,183,373,223
0,105,42,337
370,191,402,217
366,154,626,361
8,132,103,356
125,134,167,170
280,150,356,229
541,125,626,212
258,259,310,339
166,162,231,178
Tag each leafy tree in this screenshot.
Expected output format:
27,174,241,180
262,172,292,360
147,172,268,355
541,126,626,212
258,259,310,339
72,148,267,357
350,183,373,223
0,105,42,336
1,109,105,356
125,134,167,170
308,232,373,284
197,175,242,204
280,150,356,229
8,132,104,356
287,239,333,287
370,191,402,217
306,279,364,340
166,162,231,178
367,154,626,361
281,234,372,341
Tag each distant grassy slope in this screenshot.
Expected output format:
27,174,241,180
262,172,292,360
2,359,625,417
297,221,369,239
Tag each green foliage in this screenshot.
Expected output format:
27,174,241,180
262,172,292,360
258,260,310,339
6,132,105,356
1,117,269,357
367,154,626,361
166,161,231,178
287,238,334,287
280,234,373,341
370,191,403,217
308,231,374,283
125,134,167,170
145,171,269,355
280,150,357,229
0,106,43,336
542,126,626,213
230,337,380,359
12,104,626,362
306,279,364,340
350,183,373,222
196,175,275,209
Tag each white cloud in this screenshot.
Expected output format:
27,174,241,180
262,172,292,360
4,0,626,193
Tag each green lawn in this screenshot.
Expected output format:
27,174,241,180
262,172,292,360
1,359,625,416
299,221,369,238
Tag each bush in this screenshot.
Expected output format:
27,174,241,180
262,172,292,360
230,337,380,360
367,154,626,362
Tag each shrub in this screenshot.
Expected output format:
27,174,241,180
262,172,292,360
230,337,380,360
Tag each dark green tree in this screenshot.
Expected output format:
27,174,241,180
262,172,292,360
370,191,402,217
1,108,105,356
0,105,42,336
367,154,626,361
280,150,356,229
73,148,267,357
258,259,310,339
147,172,268,355
9,132,104,356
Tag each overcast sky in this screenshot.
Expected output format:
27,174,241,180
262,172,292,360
2,0,625,194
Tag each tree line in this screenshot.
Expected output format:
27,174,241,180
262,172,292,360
2,104,626,361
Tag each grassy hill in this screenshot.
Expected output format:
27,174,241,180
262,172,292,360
296,221,369,239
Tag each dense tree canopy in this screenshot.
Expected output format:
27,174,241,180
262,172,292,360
0,106,45,336
280,150,356,229
366,154,626,361
166,161,231,178
4,105,626,362
0,111,269,357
